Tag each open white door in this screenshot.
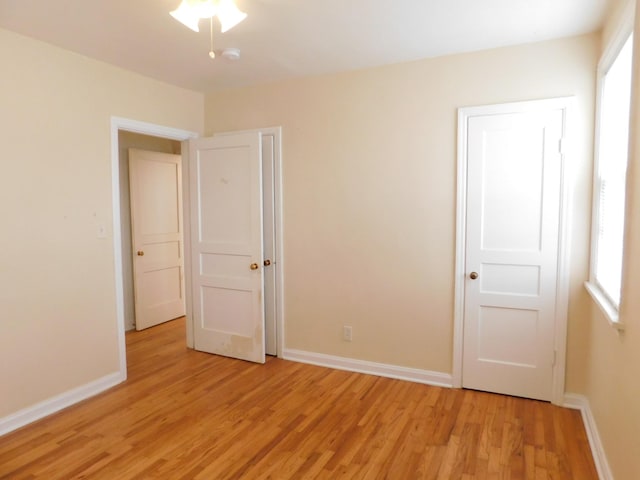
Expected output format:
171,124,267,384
129,149,185,331
460,101,566,401
213,128,281,356
189,133,265,363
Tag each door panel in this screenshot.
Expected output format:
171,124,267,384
199,147,253,244
462,107,564,401
129,149,185,331
189,133,265,363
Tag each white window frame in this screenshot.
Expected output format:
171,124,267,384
586,7,634,330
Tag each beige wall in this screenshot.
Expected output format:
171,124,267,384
0,29,203,417
580,0,640,478
5,12,636,475
3,6,637,472
118,132,181,331
205,34,599,381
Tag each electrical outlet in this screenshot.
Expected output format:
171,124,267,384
343,325,353,342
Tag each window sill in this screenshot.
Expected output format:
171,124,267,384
584,281,625,331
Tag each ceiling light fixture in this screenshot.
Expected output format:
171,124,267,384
170,0,247,33
221,48,241,61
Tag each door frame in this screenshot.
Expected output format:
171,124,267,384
110,117,198,380
452,98,574,405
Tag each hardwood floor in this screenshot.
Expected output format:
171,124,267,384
0,317,598,479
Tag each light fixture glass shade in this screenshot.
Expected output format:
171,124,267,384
170,0,202,32
217,0,248,33
170,0,246,33
190,0,217,18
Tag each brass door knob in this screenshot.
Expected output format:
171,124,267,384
250,263,259,270
264,259,272,266
469,272,478,280
137,251,145,256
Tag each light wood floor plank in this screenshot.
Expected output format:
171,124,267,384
0,317,598,479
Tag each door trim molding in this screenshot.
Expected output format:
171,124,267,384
110,117,198,380
452,98,574,405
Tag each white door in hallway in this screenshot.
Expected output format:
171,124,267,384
461,100,566,401
189,132,266,363
129,149,185,331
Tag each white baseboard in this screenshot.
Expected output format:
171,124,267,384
0,371,125,437
564,393,612,480
283,348,453,388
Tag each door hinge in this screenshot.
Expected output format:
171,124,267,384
558,138,566,155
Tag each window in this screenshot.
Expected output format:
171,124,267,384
588,30,634,325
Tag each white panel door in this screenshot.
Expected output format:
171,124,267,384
189,133,265,363
129,149,185,331
462,105,564,401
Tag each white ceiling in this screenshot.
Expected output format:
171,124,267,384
0,0,615,93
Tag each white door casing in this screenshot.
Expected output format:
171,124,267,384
129,149,185,330
453,98,572,403
189,132,266,363
111,117,197,381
